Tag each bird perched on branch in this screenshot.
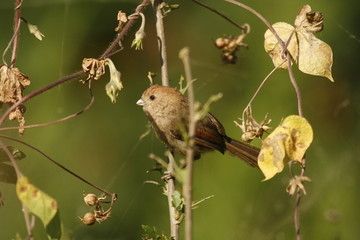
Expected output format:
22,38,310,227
137,84,259,167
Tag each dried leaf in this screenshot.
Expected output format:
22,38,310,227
295,5,323,34
264,5,334,81
0,65,30,135
258,115,313,180
235,107,271,143
115,11,128,32
286,175,312,196
82,58,106,81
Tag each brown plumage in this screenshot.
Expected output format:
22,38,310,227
136,84,259,167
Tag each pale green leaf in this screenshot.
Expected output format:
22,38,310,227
16,177,58,227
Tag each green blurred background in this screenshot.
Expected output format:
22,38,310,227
0,0,359,239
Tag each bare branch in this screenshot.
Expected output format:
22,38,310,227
152,0,169,86
0,85,94,132
179,47,195,240
151,0,178,238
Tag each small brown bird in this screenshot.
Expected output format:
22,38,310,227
136,84,259,167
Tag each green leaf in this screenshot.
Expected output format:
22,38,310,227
0,146,26,163
171,190,184,211
141,225,158,239
11,233,23,240
16,177,58,229
141,225,168,240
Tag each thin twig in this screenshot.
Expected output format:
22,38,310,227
10,0,22,67
166,152,180,239
0,138,22,179
0,70,84,126
179,47,195,240
100,0,150,59
152,0,169,86
0,86,94,132
241,60,286,122
190,0,247,31
2,18,21,66
151,0,178,238
0,135,113,197
294,158,306,240
224,0,287,52
22,205,34,240
287,56,303,117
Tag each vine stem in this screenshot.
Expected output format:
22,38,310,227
179,47,195,240
223,1,305,240
190,0,247,31
100,0,150,59
0,84,94,132
294,158,306,240
0,70,83,126
10,0,22,67
241,60,285,123
287,56,303,117
152,0,169,86
151,0,178,238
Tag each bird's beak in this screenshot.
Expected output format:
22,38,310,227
136,98,145,106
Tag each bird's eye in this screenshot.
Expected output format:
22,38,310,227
149,95,156,100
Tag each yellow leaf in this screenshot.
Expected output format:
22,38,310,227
263,5,334,81
16,177,58,227
294,5,334,81
258,115,313,180
264,22,298,69
281,115,313,163
258,127,288,181
297,32,334,81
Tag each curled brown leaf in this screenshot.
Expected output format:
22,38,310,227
0,65,30,135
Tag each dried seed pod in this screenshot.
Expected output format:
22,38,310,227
215,37,226,49
222,52,237,64
84,193,98,206
81,212,96,225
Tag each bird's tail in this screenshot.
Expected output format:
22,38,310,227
225,138,259,168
